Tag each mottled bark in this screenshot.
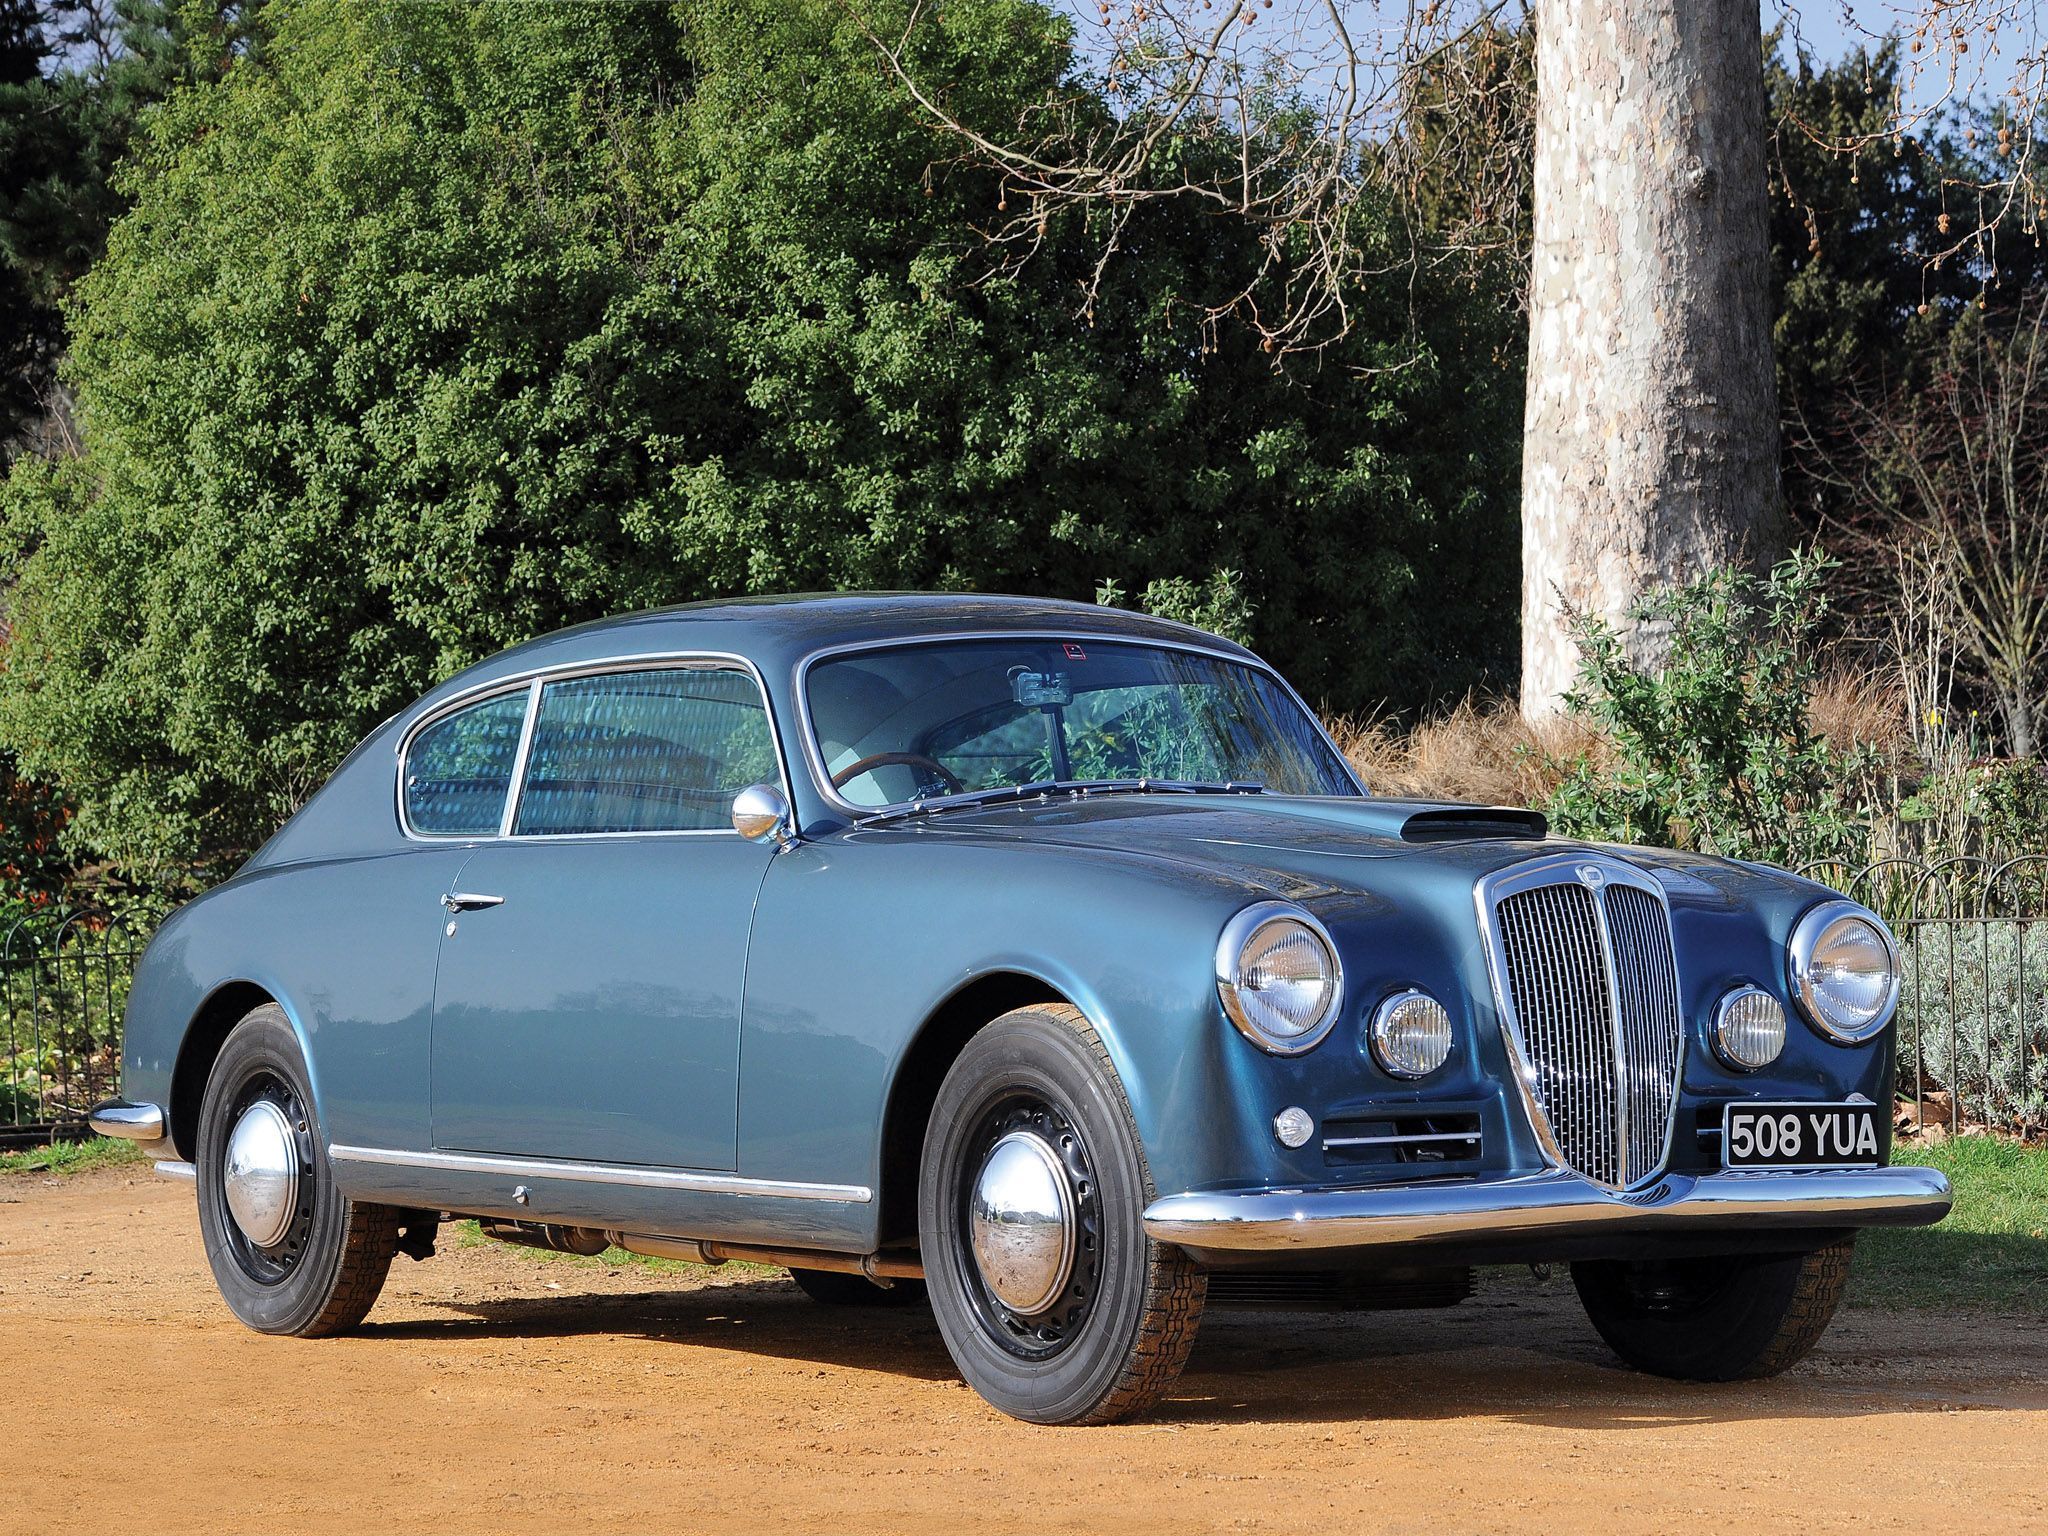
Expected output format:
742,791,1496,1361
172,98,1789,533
1521,0,1782,717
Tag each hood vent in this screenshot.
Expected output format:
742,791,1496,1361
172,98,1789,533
1397,806,1548,843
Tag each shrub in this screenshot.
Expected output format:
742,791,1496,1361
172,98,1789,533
1095,570,1256,649
1545,549,1878,869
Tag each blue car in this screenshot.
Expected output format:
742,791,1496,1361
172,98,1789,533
92,593,1949,1424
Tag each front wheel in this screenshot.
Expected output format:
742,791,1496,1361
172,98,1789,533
1572,1238,1856,1381
195,1004,401,1336
918,1003,1205,1425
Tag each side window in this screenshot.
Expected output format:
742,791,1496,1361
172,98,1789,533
513,668,778,835
404,690,530,836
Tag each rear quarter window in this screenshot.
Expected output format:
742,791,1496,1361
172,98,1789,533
403,690,530,835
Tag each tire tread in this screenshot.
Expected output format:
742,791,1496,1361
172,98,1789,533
1035,1003,1206,1424
1574,1237,1856,1382
298,1199,402,1337
1737,1237,1855,1380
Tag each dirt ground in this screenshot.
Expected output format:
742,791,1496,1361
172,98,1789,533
4,1167,2045,1535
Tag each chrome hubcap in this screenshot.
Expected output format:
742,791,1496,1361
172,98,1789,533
223,1099,300,1250
969,1130,1076,1317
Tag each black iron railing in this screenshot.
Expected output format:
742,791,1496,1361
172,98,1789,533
0,910,151,1147
1801,856,2047,1137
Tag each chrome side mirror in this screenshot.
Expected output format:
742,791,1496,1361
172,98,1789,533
731,783,795,849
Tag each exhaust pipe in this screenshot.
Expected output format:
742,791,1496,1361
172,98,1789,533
477,1219,609,1256
477,1220,922,1280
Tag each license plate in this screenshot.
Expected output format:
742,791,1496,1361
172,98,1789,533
1723,1101,1882,1169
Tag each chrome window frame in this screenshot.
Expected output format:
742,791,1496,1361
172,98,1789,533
395,651,795,844
792,630,1367,818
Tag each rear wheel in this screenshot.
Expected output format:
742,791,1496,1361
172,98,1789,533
918,1003,1205,1425
788,1267,927,1308
1572,1238,1856,1381
195,1004,400,1336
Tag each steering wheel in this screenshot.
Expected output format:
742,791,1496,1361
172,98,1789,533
830,751,965,795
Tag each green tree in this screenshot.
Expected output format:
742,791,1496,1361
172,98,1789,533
1768,38,2048,532
0,0,1520,878
0,0,49,450
0,1,266,457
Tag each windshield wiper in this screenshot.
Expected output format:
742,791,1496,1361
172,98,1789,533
1084,778,1266,796
853,777,1264,826
853,779,1075,825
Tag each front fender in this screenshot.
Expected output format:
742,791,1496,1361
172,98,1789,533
736,829,1293,1215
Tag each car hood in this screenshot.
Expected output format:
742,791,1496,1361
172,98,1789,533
896,794,1826,909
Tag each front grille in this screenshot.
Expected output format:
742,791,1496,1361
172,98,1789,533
1489,865,1683,1187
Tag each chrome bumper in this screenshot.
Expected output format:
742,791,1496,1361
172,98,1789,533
88,1099,164,1141
1142,1165,1953,1255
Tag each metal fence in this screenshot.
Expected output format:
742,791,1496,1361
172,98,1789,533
0,911,150,1148
1802,855,2048,1137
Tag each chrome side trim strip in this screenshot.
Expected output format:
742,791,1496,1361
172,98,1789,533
154,1159,197,1182
328,1144,873,1204
88,1099,165,1141
1142,1164,1953,1253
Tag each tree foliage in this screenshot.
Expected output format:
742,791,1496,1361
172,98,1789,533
1768,38,2048,533
0,0,1520,877
0,1,263,457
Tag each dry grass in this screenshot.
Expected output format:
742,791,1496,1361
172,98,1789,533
1331,668,1910,810
1325,697,1603,807
1809,667,1912,757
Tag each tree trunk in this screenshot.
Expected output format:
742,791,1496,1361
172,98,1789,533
1521,0,1782,717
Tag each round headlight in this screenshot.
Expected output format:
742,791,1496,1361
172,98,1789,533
1369,989,1454,1078
1711,986,1786,1070
1216,902,1342,1054
1789,901,1900,1043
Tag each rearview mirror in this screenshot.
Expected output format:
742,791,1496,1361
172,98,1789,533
1010,668,1072,708
731,783,795,848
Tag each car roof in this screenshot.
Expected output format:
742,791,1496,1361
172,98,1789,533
242,592,1280,870
415,592,1257,721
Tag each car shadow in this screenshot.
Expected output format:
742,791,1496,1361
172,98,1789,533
360,1274,964,1385
358,1268,2048,1426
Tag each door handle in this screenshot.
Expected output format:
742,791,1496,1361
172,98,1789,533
441,892,506,913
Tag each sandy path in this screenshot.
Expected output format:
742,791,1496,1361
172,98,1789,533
3,1166,2043,1534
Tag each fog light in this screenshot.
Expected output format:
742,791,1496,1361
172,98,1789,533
1273,1106,1314,1149
1369,990,1453,1078
1713,986,1787,1070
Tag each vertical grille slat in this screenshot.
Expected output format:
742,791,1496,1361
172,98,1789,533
1606,883,1683,1184
1489,866,1685,1188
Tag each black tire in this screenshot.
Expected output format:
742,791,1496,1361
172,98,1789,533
195,1004,400,1336
1572,1238,1856,1381
918,1003,1205,1425
788,1267,929,1308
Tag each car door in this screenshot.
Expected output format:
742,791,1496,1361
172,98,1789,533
427,661,783,1171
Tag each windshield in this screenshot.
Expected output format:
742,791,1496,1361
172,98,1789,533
806,638,1359,809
